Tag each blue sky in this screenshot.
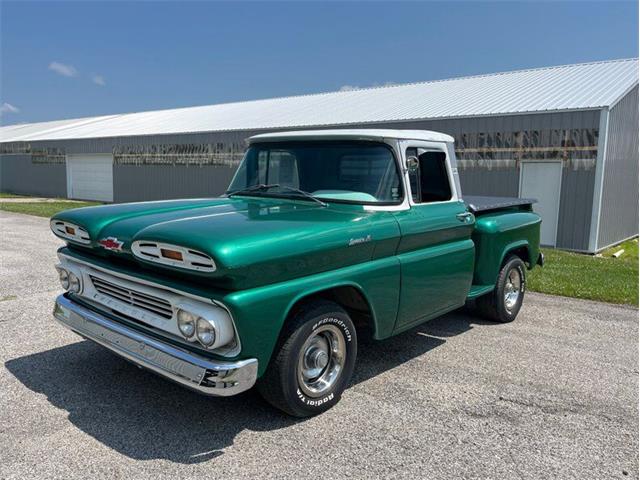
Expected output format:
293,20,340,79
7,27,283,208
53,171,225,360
1,1,638,124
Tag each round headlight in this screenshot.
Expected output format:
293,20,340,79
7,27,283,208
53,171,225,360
196,317,216,347
177,310,197,338
58,268,69,290
68,272,81,293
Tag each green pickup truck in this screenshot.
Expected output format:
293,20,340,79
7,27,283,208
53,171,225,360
51,129,542,417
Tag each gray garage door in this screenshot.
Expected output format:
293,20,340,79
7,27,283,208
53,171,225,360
66,154,114,202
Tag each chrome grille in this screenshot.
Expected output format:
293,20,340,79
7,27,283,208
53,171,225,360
89,275,173,319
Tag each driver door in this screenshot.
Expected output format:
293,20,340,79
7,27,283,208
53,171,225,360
393,141,475,332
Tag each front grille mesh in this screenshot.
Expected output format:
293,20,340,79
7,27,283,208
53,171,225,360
89,275,173,319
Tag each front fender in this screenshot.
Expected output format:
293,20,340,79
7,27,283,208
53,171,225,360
222,256,401,377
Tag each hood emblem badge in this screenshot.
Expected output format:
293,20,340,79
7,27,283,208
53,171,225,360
98,237,124,252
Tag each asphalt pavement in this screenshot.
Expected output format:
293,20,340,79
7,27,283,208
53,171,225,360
0,210,637,479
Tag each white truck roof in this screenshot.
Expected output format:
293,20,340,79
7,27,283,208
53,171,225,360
249,129,455,144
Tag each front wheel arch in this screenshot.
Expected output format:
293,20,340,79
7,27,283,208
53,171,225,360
283,283,377,341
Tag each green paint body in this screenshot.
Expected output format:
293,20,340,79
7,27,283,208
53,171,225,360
53,196,540,377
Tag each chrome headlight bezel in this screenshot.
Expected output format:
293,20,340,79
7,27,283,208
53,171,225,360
68,272,82,293
176,309,197,338
196,317,217,347
56,265,83,293
57,267,70,290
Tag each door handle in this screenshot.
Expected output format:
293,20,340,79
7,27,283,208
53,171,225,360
456,212,474,223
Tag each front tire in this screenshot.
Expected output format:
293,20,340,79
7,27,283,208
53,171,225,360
257,300,357,417
477,255,526,323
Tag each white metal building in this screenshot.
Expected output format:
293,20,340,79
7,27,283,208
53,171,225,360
1,58,638,252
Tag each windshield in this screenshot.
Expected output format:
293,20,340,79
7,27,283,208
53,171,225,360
227,141,403,204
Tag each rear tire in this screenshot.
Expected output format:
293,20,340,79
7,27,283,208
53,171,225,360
257,300,357,417
477,255,526,323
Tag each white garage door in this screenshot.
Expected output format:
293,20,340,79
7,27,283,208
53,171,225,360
519,161,563,247
66,154,113,202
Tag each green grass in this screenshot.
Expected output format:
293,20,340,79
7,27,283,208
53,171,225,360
0,192,25,198
0,201,100,218
528,239,639,306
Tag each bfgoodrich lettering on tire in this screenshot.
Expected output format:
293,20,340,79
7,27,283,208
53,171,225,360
257,300,357,417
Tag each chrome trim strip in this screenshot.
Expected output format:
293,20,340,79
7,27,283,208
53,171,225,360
53,294,257,396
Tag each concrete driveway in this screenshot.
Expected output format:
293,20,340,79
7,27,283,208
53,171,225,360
1,210,637,479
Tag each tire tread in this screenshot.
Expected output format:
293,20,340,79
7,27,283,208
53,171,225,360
477,255,526,323
257,300,353,417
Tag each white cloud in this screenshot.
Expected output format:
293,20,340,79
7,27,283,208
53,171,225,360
0,103,20,116
49,61,78,77
92,75,106,86
339,85,360,92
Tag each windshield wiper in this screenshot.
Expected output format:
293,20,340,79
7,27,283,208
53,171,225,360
227,184,327,207
225,183,280,197
274,185,328,207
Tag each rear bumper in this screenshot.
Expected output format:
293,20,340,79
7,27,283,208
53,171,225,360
53,294,258,396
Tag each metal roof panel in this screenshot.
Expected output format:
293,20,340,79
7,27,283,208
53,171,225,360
1,58,637,143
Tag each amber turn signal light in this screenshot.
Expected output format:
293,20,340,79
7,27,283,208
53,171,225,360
161,248,184,261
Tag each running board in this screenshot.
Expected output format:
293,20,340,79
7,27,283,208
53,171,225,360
467,284,494,299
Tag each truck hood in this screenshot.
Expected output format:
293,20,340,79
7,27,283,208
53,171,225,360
53,197,400,289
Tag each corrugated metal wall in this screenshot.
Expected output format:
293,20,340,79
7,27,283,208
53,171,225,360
390,110,601,250
0,131,258,201
0,154,67,197
114,165,237,202
2,110,605,250
556,167,596,251
597,86,639,249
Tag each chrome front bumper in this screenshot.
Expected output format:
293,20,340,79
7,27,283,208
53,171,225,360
53,294,258,396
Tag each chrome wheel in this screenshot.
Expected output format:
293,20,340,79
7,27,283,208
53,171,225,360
297,324,346,398
504,267,522,313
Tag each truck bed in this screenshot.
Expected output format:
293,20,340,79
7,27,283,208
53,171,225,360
463,196,536,214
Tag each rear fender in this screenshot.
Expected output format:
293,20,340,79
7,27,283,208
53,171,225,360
471,211,541,286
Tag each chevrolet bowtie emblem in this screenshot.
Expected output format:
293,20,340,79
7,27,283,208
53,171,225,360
98,237,124,252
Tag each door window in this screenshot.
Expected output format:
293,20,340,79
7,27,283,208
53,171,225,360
406,147,452,203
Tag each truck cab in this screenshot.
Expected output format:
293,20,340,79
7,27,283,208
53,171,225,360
51,129,542,417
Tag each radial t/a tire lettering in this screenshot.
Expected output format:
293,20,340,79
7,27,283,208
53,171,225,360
257,300,357,417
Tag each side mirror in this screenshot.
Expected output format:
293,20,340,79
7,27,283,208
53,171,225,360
406,156,419,173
